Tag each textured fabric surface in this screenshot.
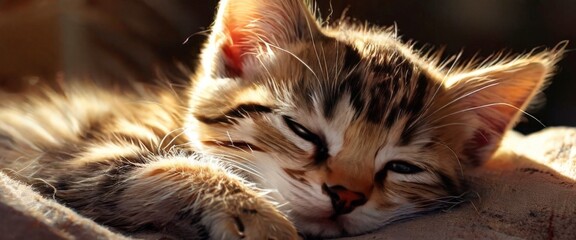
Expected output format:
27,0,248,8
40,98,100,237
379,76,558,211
0,128,575,239
0,172,129,240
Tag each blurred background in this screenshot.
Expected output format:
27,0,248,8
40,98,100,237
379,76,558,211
0,0,574,133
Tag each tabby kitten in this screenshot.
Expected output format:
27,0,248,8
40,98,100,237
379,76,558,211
0,0,563,239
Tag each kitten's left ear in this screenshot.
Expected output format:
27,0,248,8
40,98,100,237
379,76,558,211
202,0,320,77
446,48,564,166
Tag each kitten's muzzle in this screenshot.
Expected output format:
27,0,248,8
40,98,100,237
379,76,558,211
322,184,367,217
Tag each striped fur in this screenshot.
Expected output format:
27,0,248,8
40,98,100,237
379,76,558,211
0,0,564,239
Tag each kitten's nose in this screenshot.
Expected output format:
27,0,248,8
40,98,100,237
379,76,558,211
322,184,367,216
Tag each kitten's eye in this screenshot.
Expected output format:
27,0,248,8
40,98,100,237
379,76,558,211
282,116,317,142
386,160,423,174
282,116,329,163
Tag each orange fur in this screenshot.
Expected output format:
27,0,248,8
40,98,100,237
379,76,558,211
0,0,564,238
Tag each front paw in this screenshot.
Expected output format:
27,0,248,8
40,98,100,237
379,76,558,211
107,159,299,239
202,194,298,240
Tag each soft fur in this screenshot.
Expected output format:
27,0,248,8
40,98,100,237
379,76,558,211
0,0,565,239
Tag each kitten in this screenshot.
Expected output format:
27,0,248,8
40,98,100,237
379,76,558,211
0,0,564,239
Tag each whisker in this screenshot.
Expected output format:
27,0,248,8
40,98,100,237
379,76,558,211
157,127,187,153
429,140,464,175
218,156,265,180
263,41,321,83
255,50,277,83
199,142,266,180
160,128,188,153
413,52,463,128
414,122,477,136
303,14,326,83
429,102,545,128
412,81,500,129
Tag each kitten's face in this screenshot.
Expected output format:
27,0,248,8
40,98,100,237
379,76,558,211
186,0,557,237
189,34,465,236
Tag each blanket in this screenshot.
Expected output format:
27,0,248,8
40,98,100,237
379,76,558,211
1,127,575,240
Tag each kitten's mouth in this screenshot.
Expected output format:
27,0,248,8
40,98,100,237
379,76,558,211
202,140,263,152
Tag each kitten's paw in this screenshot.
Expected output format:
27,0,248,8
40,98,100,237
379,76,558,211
204,196,298,240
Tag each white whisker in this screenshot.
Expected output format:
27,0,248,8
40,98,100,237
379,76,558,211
411,81,500,129
262,40,321,83
429,102,546,128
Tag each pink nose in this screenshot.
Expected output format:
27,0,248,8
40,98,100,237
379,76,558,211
322,184,367,216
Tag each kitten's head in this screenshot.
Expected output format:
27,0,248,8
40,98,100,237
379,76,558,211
186,0,563,237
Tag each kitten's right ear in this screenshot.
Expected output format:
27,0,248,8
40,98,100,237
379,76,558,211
445,46,565,167
201,0,320,78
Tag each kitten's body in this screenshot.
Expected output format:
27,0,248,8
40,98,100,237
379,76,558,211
0,0,563,239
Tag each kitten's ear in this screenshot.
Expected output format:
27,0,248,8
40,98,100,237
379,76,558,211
447,49,563,166
202,0,320,77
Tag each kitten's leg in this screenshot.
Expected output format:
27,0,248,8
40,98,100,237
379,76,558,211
43,154,298,240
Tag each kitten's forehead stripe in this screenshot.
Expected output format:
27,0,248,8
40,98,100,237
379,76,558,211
335,43,429,127
323,45,364,119
323,80,343,119
343,71,367,117
372,60,420,125
400,74,430,145
321,40,438,160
